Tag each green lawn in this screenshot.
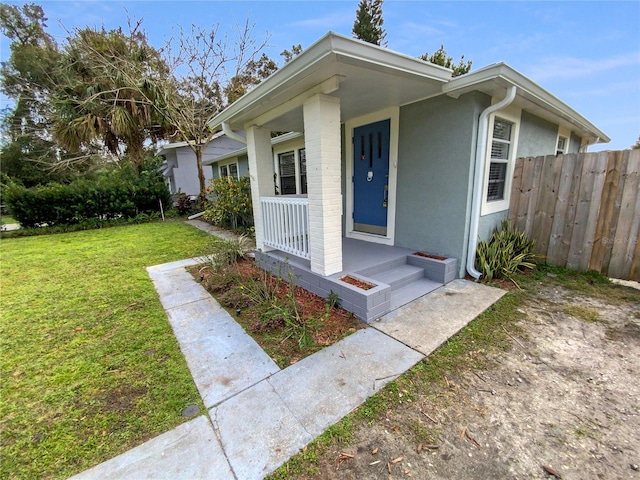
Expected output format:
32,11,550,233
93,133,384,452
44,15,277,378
1,215,17,225
0,221,212,479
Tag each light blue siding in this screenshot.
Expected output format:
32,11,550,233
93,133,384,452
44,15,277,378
516,111,558,158
394,91,490,277
569,133,583,153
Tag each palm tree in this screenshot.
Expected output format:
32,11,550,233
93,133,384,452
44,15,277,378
52,26,172,169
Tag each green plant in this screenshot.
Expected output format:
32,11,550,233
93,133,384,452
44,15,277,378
563,305,602,323
326,291,340,308
476,219,537,282
203,176,253,230
3,165,170,228
201,234,253,271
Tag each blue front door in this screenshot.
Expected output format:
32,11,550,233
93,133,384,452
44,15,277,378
353,119,390,236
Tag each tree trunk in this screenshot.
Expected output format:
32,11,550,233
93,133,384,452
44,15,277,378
195,145,206,198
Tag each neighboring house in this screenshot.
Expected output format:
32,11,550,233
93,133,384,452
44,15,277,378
206,32,609,321
158,131,246,197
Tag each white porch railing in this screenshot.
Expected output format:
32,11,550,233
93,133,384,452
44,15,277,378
261,195,310,259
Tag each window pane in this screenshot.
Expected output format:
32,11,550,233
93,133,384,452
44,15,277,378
557,137,566,150
280,176,296,195
220,165,228,177
491,140,510,160
278,151,296,194
493,119,512,141
278,152,295,176
556,136,567,155
229,163,238,178
487,162,507,201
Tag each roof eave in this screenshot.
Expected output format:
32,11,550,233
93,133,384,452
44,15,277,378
208,32,452,131
443,63,610,144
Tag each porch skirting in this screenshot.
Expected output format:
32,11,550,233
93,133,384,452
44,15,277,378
254,239,457,322
255,251,392,321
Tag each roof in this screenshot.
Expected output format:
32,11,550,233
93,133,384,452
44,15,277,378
156,130,227,156
442,63,610,144
208,32,608,145
208,32,451,132
202,132,304,166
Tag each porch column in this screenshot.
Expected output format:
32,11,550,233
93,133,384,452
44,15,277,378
303,94,342,276
245,125,275,251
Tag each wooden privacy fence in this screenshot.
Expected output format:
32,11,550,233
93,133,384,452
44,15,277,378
508,150,640,281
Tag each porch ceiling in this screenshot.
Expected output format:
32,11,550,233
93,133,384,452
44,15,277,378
210,32,452,132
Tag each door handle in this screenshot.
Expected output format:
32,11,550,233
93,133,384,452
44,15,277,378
383,184,388,208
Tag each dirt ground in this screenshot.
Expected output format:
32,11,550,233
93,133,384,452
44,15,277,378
310,281,640,480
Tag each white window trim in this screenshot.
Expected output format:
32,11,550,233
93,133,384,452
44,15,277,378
481,106,521,216
556,126,571,155
273,140,306,195
345,106,399,246
218,158,240,179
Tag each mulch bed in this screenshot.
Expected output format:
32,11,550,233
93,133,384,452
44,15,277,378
190,258,365,368
339,275,376,290
413,251,447,261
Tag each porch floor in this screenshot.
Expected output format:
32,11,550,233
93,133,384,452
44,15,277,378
257,238,458,322
264,237,415,277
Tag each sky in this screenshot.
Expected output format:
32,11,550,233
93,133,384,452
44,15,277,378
1,0,639,151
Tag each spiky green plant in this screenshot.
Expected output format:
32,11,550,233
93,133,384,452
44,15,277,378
476,220,537,281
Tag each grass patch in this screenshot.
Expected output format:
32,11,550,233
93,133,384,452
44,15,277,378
1,215,17,224
0,220,211,479
563,305,602,323
524,264,639,305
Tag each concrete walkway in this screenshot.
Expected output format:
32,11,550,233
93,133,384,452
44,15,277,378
70,222,506,480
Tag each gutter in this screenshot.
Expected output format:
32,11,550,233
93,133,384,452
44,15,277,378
466,85,517,280
222,123,247,144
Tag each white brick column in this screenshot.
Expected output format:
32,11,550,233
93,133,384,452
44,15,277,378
303,94,342,276
245,125,275,251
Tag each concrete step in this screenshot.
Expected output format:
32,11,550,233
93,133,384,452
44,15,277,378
357,256,407,277
389,278,442,311
369,264,425,290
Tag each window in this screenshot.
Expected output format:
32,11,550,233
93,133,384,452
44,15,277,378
278,151,296,194
481,108,520,216
274,144,307,195
219,162,239,179
487,118,513,202
556,135,568,155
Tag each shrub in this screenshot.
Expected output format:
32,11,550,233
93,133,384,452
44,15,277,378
203,176,253,230
3,166,170,228
476,219,537,281
200,234,253,271
173,193,197,216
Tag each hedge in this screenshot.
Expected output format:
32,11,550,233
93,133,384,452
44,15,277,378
3,170,170,228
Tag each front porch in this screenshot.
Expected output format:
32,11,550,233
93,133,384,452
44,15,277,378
255,237,457,322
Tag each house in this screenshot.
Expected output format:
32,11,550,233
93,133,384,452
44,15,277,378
206,32,609,321
158,131,246,197
202,132,305,189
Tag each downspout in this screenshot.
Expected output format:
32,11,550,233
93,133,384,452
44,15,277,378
466,85,517,280
222,122,247,144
